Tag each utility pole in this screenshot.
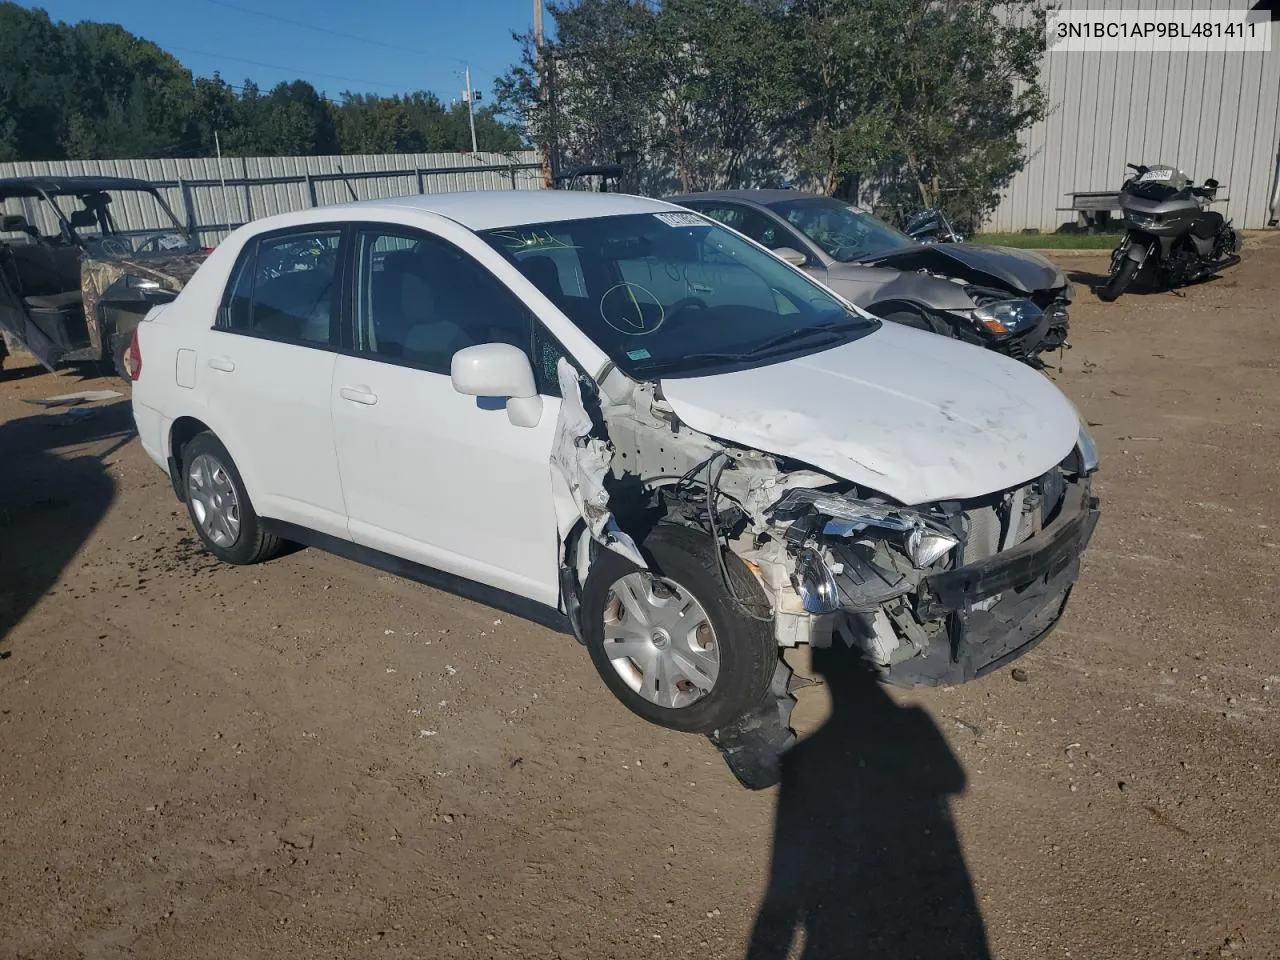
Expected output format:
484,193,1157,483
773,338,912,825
534,0,554,188
463,64,479,153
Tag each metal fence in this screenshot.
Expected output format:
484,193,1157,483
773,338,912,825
0,151,543,245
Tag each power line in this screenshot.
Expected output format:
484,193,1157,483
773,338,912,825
194,0,504,80
168,43,419,91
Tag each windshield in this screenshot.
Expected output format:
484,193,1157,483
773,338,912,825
44,188,196,259
480,212,878,379
768,197,914,263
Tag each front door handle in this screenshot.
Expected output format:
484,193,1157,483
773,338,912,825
208,357,235,373
339,385,378,406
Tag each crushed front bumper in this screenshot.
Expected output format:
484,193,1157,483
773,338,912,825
885,479,1100,686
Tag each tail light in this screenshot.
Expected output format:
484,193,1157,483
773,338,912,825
123,328,143,381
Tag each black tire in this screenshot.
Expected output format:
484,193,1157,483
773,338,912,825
180,431,281,565
878,307,954,338
580,523,778,734
1100,256,1139,302
110,330,131,383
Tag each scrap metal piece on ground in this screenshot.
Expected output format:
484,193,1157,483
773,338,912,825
25,390,122,408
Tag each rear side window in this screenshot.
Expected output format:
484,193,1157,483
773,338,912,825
220,229,342,345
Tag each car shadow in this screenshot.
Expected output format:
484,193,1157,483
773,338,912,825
746,645,990,959
0,401,127,649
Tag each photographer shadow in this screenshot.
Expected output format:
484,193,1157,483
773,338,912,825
747,645,990,959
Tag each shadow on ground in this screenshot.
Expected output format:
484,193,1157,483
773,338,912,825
747,645,990,959
0,400,129,646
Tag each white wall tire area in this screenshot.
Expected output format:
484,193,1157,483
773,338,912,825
580,524,777,734
180,431,281,565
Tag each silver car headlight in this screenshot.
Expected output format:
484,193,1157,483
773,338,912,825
972,298,1042,335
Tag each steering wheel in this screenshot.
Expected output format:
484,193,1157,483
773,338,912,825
666,296,708,323
97,236,132,258
134,232,176,255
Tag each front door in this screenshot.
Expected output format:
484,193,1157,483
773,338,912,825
330,225,563,606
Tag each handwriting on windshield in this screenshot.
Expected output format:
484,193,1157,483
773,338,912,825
492,229,580,253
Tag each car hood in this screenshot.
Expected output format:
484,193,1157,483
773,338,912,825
658,322,1080,505
859,243,1067,296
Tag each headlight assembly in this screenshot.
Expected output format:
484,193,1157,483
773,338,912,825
770,488,960,570
971,298,1043,335
1074,422,1099,475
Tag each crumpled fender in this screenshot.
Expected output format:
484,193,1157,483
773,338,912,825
549,358,646,569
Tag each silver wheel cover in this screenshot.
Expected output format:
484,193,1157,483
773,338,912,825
602,572,720,709
187,453,242,548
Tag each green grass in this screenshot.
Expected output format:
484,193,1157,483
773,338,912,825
973,232,1118,250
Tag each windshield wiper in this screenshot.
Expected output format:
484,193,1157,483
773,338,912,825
670,319,872,367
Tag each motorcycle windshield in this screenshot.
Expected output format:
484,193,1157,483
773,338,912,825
1130,164,1191,200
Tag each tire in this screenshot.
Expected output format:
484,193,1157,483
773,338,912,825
1100,256,1139,302
580,523,777,734
179,431,281,565
110,331,131,383
878,307,954,338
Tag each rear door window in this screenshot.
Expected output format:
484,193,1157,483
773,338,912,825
220,229,343,346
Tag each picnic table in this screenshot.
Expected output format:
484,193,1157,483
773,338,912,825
1058,191,1121,231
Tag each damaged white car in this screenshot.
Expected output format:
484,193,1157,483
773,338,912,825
128,191,1099,788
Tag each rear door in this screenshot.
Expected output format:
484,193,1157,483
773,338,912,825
330,224,563,606
199,225,349,539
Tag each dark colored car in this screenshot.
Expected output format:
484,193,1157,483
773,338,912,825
669,190,1071,365
0,176,210,377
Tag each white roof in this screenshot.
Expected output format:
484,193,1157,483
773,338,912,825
336,189,679,231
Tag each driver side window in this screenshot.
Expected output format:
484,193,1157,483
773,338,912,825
695,204,784,251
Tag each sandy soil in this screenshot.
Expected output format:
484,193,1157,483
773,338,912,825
2,239,1278,960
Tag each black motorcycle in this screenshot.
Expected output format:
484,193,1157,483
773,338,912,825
1100,162,1242,302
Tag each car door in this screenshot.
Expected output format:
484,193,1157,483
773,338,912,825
200,225,349,539
330,224,563,607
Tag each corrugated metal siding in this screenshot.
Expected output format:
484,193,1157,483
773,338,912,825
0,151,542,244
991,0,1280,231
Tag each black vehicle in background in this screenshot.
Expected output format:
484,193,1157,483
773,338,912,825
1100,163,1242,302
0,176,209,377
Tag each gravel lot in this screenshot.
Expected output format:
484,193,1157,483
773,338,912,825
2,241,1278,959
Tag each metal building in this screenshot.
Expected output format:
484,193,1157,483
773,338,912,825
990,0,1280,232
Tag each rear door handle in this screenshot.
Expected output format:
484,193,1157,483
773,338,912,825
339,385,378,406
208,357,235,373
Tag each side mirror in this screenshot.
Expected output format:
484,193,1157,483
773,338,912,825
450,342,543,428
774,246,808,267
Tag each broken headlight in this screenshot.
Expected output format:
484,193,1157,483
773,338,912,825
971,299,1042,335
770,488,959,570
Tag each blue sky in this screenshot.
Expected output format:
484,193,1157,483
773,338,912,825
22,0,540,102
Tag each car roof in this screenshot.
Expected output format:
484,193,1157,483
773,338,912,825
0,175,160,200
667,189,826,207
313,189,680,232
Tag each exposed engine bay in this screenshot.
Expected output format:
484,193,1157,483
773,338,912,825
553,351,1098,709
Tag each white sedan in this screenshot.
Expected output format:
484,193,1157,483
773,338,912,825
128,190,1099,787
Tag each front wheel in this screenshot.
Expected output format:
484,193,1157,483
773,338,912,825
1100,256,1139,302
580,524,777,734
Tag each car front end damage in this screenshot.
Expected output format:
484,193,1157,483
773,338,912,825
553,360,1100,786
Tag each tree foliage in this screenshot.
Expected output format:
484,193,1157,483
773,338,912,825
0,2,522,163
496,0,1049,227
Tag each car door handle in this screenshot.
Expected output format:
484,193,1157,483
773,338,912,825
208,357,235,373
339,385,378,406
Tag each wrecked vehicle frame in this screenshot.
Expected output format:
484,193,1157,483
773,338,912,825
0,175,207,377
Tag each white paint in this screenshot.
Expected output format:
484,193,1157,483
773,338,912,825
659,321,1081,505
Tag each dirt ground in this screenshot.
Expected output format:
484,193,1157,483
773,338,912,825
2,240,1279,960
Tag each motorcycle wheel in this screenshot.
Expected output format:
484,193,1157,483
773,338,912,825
1100,257,1139,302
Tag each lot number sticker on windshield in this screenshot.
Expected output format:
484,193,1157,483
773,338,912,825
653,212,707,228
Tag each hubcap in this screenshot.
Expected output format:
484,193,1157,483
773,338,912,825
602,573,720,709
187,453,241,548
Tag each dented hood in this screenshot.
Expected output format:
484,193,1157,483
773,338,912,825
859,242,1067,295
658,323,1080,505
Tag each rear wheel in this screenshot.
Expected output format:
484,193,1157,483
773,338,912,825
180,431,281,565
1100,256,1139,302
581,523,777,734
